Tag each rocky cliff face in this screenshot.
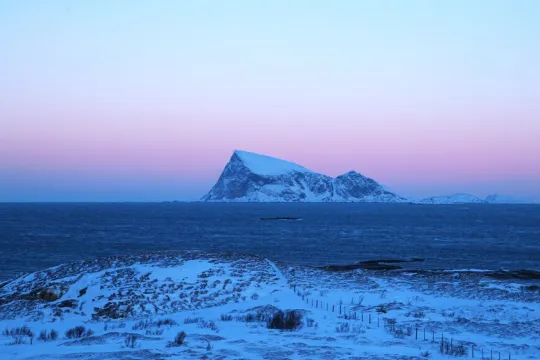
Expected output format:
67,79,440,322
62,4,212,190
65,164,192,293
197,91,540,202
201,150,406,202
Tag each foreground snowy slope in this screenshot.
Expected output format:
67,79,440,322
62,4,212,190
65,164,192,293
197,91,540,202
1,251,538,359
202,150,406,202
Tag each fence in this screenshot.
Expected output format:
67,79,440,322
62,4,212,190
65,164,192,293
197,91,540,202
289,283,514,360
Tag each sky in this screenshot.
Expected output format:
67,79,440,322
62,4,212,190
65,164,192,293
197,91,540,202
1,0,539,202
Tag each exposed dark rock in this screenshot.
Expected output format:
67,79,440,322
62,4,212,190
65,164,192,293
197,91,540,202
58,299,78,308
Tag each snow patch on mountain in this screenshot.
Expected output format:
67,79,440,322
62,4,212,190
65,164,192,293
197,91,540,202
234,150,313,176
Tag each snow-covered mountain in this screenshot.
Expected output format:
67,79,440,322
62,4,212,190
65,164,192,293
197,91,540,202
201,150,406,202
485,194,535,204
419,193,487,204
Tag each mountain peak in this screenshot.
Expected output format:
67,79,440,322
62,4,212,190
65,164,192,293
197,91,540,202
202,150,407,202
232,150,312,176
340,170,364,177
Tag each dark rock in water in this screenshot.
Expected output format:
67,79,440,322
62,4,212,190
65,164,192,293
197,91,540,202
486,270,540,281
319,258,425,272
260,217,302,221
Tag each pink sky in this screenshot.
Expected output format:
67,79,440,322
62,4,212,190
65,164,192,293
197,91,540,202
1,1,539,201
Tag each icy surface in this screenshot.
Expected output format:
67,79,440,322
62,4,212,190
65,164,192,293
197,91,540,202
1,251,538,359
234,150,313,176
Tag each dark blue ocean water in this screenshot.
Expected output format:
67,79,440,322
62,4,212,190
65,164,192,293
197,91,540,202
0,203,539,281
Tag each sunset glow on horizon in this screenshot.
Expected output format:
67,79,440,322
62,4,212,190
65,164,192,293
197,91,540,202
1,0,539,201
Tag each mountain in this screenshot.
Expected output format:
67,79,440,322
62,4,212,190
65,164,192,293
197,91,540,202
201,150,406,202
419,193,486,204
485,194,535,204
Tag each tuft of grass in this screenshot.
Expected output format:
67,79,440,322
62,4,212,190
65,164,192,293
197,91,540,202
145,329,164,336
267,310,303,331
183,317,203,324
336,322,350,333
3,326,34,338
124,334,137,348
65,326,94,339
198,320,219,332
166,331,186,347
7,336,27,346
133,318,177,330
406,310,425,318
156,318,177,327
439,340,468,356
220,314,233,321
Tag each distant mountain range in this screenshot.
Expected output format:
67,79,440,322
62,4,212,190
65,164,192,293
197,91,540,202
419,193,486,204
201,150,537,204
418,193,536,204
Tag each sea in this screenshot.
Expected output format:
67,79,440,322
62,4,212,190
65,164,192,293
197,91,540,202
1,202,539,281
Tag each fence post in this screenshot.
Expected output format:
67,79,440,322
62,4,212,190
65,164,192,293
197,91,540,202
423,328,426,341
354,312,357,320
415,327,418,340
327,303,329,311
499,352,501,360
378,317,380,327
332,305,334,312
316,300,318,308
339,305,341,315
491,349,493,360
311,299,313,307
369,313,371,324
472,345,474,358
432,330,434,342
362,312,364,321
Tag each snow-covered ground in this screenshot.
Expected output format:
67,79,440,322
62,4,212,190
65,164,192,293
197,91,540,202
1,251,538,359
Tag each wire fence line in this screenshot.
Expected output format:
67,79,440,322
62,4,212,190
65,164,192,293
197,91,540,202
289,283,514,360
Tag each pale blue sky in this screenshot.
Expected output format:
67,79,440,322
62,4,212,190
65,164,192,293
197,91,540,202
1,1,539,201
